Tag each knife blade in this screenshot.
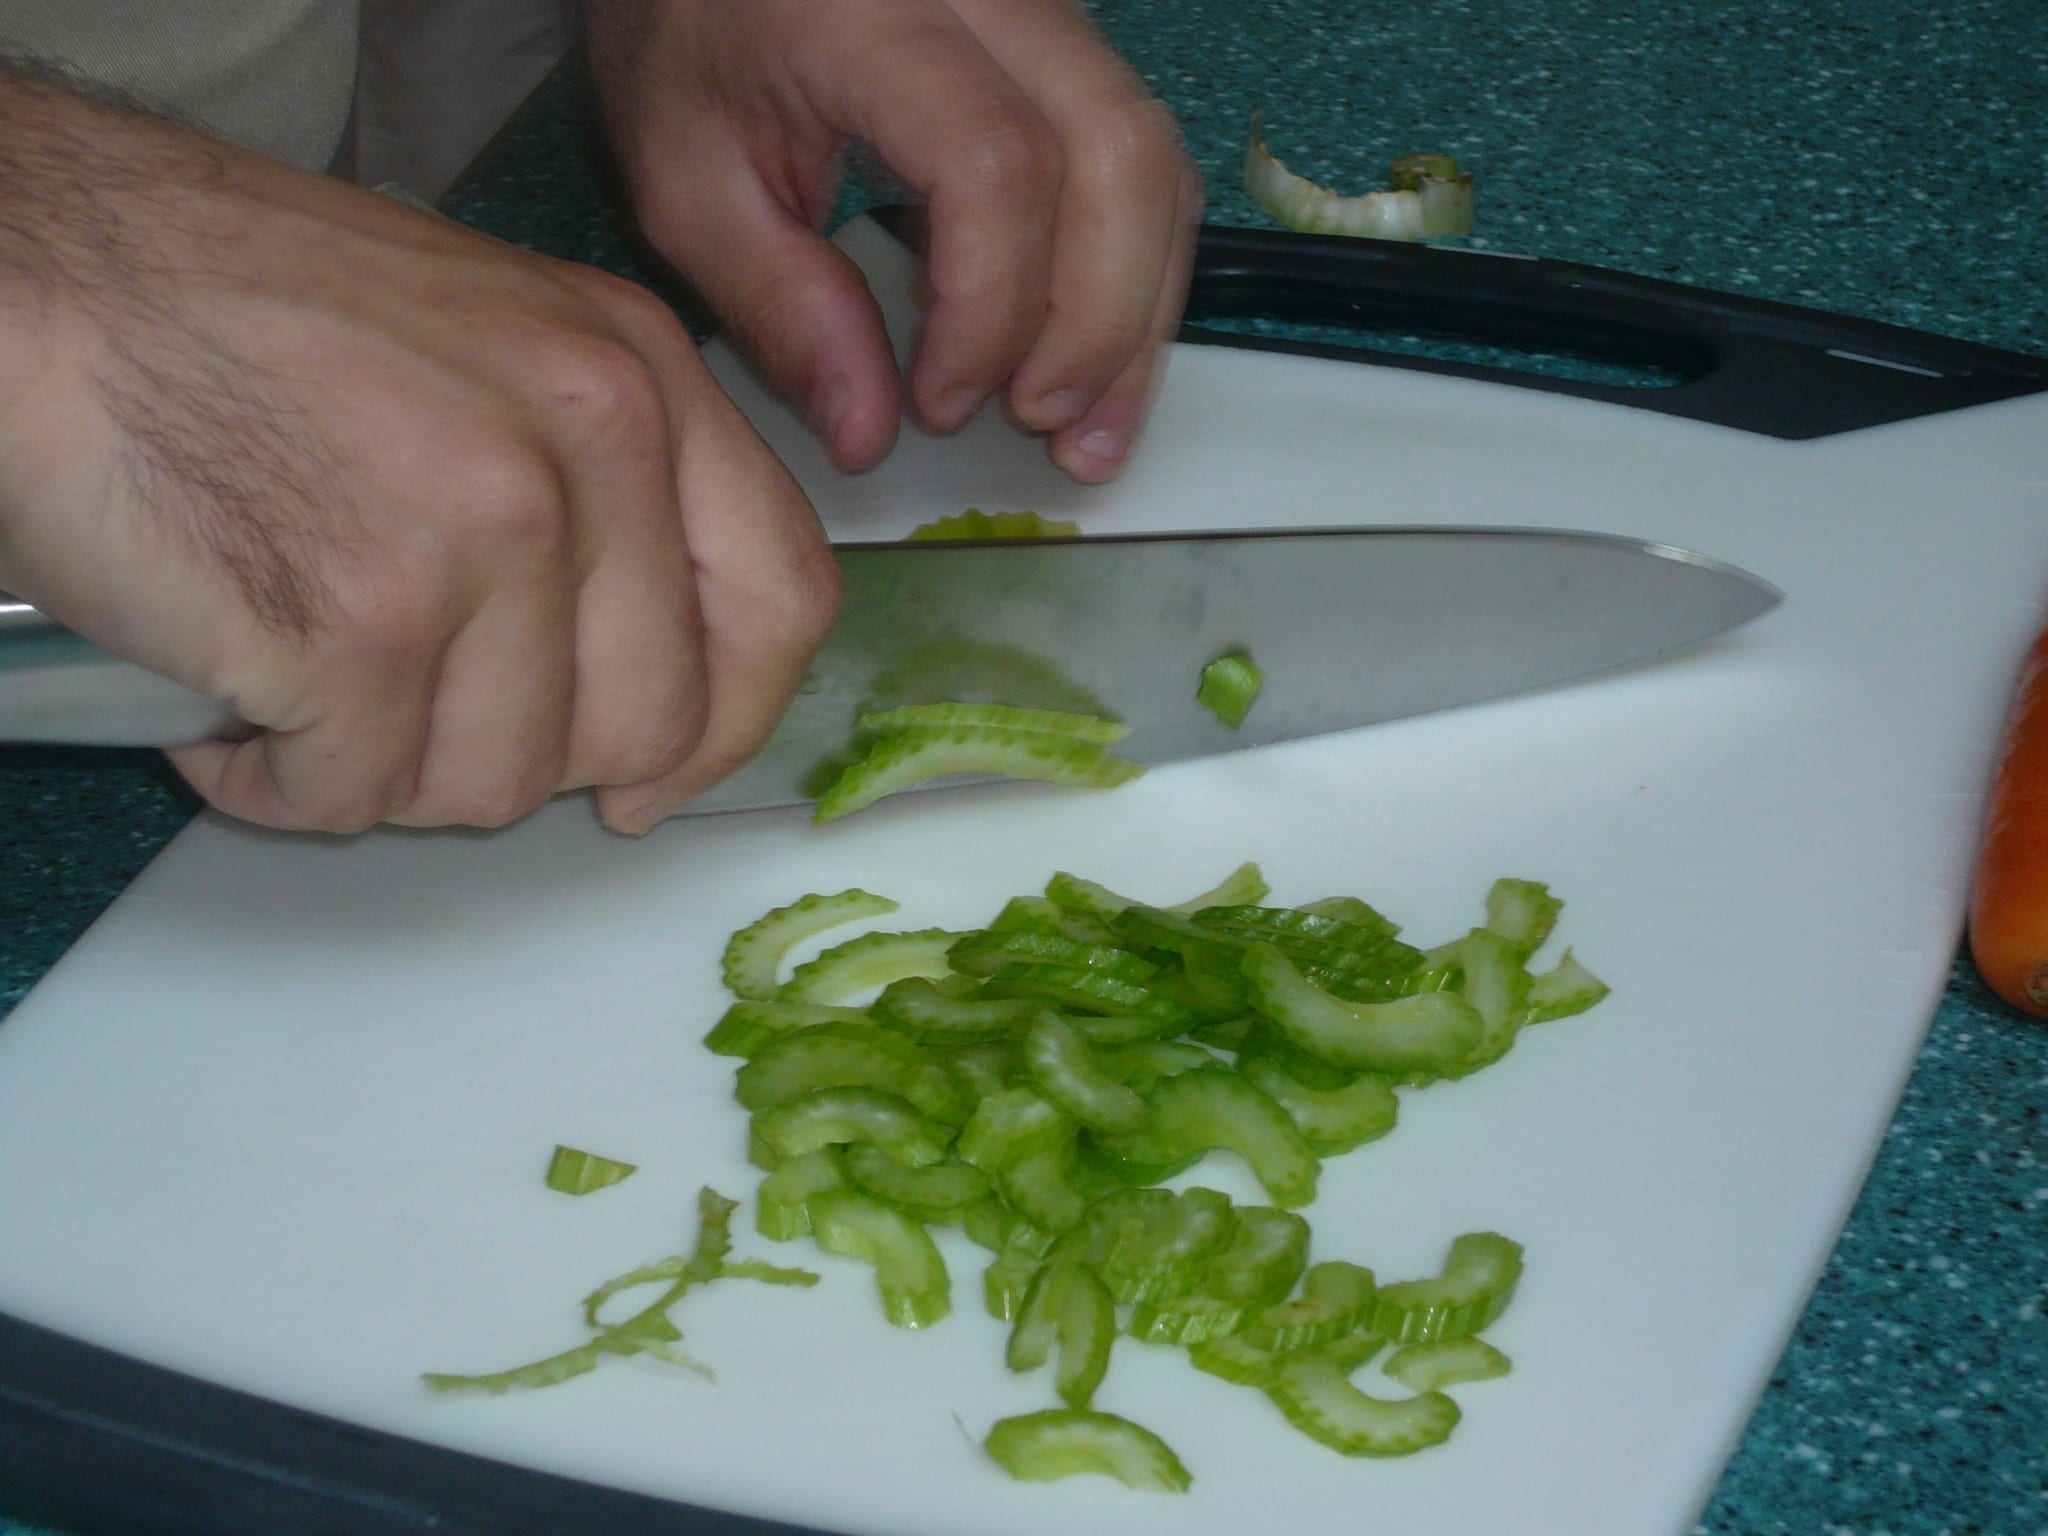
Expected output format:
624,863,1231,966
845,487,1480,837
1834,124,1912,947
0,526,1778,814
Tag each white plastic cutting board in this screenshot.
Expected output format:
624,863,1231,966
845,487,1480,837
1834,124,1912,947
3,220,2045,1536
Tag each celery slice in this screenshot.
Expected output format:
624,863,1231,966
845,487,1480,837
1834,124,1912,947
984,1409,1192,1491
807,1188,952,1329
703,1000,872,1059
1127,1288,1251,1345
1096,1038,1222,1092
997,1141,1090,1233
1090,1186,1236,1304
1197,649,1263,729
1383,1336,1512,1391
1242,1260,1378,1351
1238,1057,1399,1155
775,928,961,1004
869,975,1040,1043
947,929,1160,982
812,725,1143,823
1242,945,1483,1079
904,508,1081,541
1523,948,1611,1023
1483,878,1563,958
859,703,1129,744
1202,1204,1311,1305
841,1145,992,1221
721,889,899,1001
986,894,1066,935
943,1039,1022,1102
1006,1253,1079,1372
955,1085,1072,1173
544,1145,637,1196
750,1087,952,1167
1022,1013,1149,1133
1363,1232,1523,1345
980,964,1196,1040
982,1233,1053,1322
1265,1351,1461,1457
1045,863,1270,927
733,1024,969,1127
1188,1331,1287,1387
1101,1065,1319,1209
1445,927,1534,1078
755,1147,847,1241
1054,1267,1118,1408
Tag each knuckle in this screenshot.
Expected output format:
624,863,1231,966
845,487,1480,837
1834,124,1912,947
768,537,845,652
535,330,671,464
455,769,559,830
957,113,1062,198
605,717,700,789
323,553,443,667
442,441,574,560
1086,96,1186,191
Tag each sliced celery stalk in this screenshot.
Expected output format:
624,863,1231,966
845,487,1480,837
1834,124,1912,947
984,1408,1192,1491
776,928,961,1005
1022,1013,1149,1133
1242,945,1483,1079
544,1144,637,1197
859,702,1128,744
750,1087,952,1168
721,888,899,1001
1364,1232,1523,1345
1265,1350,1461,1457
813,725,1143,823
755,1147,847,1242
1384,1336,1513,1391
807,1188,952,1329
734,1024,968,1127
1523,949,1611,1023
1101,1065,1319,1209
1196,649,1264,729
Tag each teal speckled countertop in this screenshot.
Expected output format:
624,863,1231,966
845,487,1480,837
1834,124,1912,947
4,3,2045,1533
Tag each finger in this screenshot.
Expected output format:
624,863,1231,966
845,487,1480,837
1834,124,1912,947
596,358,840,832
628,135,904,471
1048,157,1205,482
164,620,441,834
949,0,1199,450
790,0,1064,432
379,458,581,826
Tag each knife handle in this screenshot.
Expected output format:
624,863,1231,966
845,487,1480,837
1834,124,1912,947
1180,224,2048,440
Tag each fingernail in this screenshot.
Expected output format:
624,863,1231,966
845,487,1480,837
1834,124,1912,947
1076,427,1130,464
1029,389,1090,432
604,795,669,837
931,385,983,430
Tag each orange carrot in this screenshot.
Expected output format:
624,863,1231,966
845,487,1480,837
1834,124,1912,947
1968,623,2048,1017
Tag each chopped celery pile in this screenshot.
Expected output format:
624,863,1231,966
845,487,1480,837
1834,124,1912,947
704,866,1606,1487
431,867,1603,1490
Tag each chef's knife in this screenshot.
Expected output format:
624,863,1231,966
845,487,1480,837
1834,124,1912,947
0,526,1778,812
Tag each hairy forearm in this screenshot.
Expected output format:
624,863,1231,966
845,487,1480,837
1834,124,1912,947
0,64,340,637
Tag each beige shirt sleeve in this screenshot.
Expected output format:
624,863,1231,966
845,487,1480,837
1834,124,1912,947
0,0,361,172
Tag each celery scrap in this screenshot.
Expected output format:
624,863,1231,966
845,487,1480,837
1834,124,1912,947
544,1144,637,1197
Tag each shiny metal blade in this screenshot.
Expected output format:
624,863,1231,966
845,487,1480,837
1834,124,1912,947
686,525,1780,813
0,528,1779,813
